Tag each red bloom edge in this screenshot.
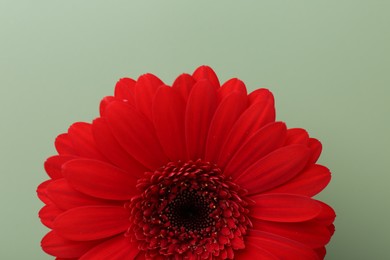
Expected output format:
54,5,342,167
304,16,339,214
38,65,335,260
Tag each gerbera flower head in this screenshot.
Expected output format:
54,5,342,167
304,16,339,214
38,66,335,259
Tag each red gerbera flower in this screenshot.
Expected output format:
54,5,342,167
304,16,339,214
38,66,335,259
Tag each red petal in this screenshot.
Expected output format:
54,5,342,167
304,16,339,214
313,201,336,225
105,101,168,170
248,88,275,104
217,78,247,102
252,219,332,248
80,235,139,260
204,90,248,163
134,252,146,259
114,78,136,102
308,138,322,165
68,122,106,160
234,145,310,195
285,128,309,145
250,194,322,222
247,230,319,259
99,96,116,116
42,231,100,258
39,204,63,228
315,247,327,259
44,155,77,179
37,179,53,204
192,65,220,88
92,118,146,178
134,73,164,120
234,242,278,260
217,92,275,167
224,122,287,177
185,80,218,160
53,206,130,241
327,224,335,237
267,164,331,197
55,133,75,155
47,179,115,210
152,86,187,162
172,73,196,102
64,159,139,200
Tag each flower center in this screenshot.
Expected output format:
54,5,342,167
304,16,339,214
126,160,252,259
167,190,213,231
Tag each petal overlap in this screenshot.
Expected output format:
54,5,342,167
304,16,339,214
42,231,100,258
53,206,130,241
234,145,311,195
250,194,322,222
152,86,187,162
217,91,275,167
105,101,168,170
63,159,139,200
185,80,218,160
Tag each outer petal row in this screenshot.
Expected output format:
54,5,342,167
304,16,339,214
41,231,100,259
250,193,322,222
185,80,218,160
152,86,187,162
217,90,275,167
242,230,320,259
53,206,130,241
80,235,140,260
205,89,248,163
235,145,310,195
63,159,139,200
104,101,168,170
46,178,119,210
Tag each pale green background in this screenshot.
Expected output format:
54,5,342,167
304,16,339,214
1,1,389,259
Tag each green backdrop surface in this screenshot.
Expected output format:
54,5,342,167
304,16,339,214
1,1,389,259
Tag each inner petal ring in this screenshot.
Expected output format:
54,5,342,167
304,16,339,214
126,160,252,259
